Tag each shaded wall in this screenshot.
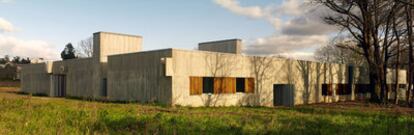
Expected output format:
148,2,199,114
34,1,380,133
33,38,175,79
198,39,242,54
20,62,52,95
107,49,173,104
51,58,97,98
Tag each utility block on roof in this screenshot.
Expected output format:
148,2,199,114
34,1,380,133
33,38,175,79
198,39,242,54
93,32,143,62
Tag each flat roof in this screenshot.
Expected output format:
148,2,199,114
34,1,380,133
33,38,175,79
199,39,241,45
93,31,142,38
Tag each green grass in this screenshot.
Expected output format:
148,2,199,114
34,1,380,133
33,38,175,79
0,92,413,135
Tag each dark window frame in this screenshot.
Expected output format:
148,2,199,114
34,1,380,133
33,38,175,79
202,77,214,94
236,78,245,93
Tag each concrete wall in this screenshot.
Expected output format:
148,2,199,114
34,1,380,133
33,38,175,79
93,32,142,63
91,32,143,100
20,62,52,95
168,49,368,107
51,58,97,98
198,39,242,54
19,31,408,107
107,49,173,104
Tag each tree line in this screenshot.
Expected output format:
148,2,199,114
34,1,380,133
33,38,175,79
313,0,414,105
0,55,31,64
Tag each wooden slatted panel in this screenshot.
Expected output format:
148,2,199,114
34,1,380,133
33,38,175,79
222,77,236,93
245,78,255,93
214,78,223,94
189,77,202,95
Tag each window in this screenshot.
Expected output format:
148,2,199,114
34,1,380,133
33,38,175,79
101,78,108,97
335,84,351,95
322,84,333,96
355,84,370,94
190,77,254,95
399,84,407,89
203,77,214,94
236,78,245,92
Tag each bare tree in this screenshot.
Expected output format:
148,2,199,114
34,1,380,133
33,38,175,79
314,0,402,103
315,37,366,67
76,37,93,58
404,0,414,105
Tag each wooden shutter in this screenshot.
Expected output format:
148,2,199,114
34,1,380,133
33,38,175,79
245,78,255,93
222,77,236,93
190,77,202,95
214,78,223,94
213,77,236,94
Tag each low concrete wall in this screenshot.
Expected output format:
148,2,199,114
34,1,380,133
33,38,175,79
20,62,52,95
52,58,97,98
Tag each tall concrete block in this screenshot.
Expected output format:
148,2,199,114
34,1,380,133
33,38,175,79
198,39,242,54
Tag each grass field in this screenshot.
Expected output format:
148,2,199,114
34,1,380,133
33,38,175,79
1,88,414,135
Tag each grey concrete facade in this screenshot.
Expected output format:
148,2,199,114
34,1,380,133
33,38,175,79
20,32,408,107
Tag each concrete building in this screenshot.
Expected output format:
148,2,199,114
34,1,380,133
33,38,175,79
20,32,407,107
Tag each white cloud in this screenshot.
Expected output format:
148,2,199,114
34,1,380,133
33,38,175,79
281,5,337,35
214,0,265,19
214,0,286,29
0,18,15,32
0,35,59,60
244,35,329,55
0,17,58,60
214,0,337,58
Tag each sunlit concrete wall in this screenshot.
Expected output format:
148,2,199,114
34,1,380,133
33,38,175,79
20,31,408,107
107,49,173,104
168,49,370,107
92,32,143,99
93,32,142,63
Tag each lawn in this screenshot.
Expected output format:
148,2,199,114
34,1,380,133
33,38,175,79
0,88,414,135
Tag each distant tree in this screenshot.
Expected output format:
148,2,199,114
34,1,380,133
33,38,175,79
12,56,20,64
4,55,10,63
60,43,77,60
76,37,93,57
0,58,6,64
20,57,31,64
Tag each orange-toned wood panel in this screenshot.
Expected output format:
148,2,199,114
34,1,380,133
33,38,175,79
245,78,255,93
214,77,236,94
214,78,223,94
223,77,236,93
189,77,202,95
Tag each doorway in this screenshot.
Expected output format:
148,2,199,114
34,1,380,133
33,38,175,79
273,84,294,107
54,75,66,97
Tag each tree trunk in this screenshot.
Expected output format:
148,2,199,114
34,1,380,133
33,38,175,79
393,14,401,104
405,1,414,106
369,66,381,102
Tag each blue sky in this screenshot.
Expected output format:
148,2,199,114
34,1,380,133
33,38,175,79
0,0,335,60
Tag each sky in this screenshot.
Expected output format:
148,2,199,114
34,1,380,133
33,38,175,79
0,0,337,60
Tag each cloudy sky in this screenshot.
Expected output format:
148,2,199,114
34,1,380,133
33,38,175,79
0,0,337,60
